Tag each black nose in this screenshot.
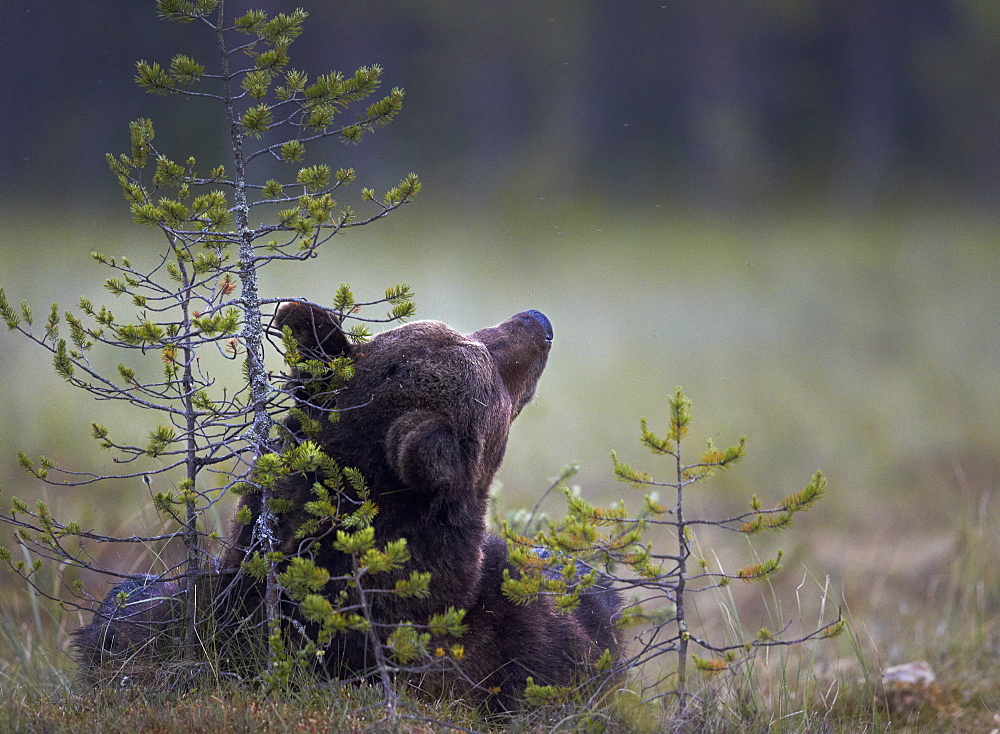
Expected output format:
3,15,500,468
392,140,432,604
523,309,553,341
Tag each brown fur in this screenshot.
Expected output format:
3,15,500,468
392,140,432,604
75,304,622,708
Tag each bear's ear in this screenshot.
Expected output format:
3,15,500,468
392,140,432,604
385,410,466,492
274,301,352,360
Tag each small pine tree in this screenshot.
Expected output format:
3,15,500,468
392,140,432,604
0,0,417,685
502,386,843,714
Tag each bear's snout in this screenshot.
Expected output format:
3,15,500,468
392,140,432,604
466,311,552,420
522,309,553,342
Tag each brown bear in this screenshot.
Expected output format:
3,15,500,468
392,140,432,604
74,304,622,708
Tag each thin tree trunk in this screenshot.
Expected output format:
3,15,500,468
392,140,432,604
215,0,280,626
674,430,689,713
174,232,202,660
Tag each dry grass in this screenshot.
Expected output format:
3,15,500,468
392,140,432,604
3,481,995,733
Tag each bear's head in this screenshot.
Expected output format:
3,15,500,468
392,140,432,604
273,302,552,508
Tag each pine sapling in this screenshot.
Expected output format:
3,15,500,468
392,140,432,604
0,0,417,682
503,386,843,713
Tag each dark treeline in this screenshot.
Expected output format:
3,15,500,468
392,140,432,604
4,1,999,213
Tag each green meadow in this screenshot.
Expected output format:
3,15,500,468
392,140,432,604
1,203,998,731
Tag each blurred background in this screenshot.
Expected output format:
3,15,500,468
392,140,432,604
2,1,998,678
